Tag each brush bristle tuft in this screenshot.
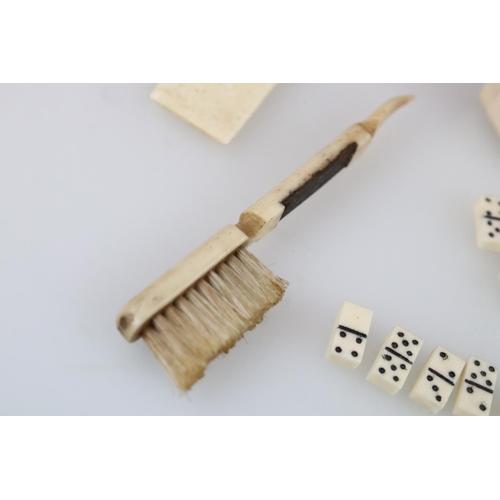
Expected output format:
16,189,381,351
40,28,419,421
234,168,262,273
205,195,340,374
142,248,288,390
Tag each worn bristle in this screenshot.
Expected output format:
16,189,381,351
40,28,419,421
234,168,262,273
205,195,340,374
142,248,288,390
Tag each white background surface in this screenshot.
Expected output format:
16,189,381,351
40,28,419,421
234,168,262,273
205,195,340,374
1,83,499,415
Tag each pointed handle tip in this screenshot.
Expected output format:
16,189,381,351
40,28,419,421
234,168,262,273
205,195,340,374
360,94,415,135
398,94,416,106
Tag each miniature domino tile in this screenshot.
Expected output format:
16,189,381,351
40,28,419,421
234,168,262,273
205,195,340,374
326,301,373,369
409,346,465,414
480,84,500,138
452,356,497,416
366,326,423,395
474,195,500,253
150,83,276,144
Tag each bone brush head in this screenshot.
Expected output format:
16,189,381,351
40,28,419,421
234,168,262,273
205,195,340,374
116,95,413,391
117,225,288,391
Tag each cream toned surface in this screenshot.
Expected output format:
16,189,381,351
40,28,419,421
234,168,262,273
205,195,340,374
474,195,500,253
3,84,500,415
480,84,500,138
151,83,276,144
326,301,373,369
238,96,412,244
366,326,423,395
117,224,248,342
238,124,369,243
409,346,465,414
452,356,497,416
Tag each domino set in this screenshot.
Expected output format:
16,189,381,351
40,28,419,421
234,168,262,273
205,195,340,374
453,356,497,416
367,326,423,395
326,301,373,369
326,301,497,415
474,194,500,253
474,194,500,280
409,346,465,414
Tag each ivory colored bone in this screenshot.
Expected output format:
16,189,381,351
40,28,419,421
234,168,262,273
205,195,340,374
366,326,423,395
409,346,465,414
151,83,276,144
237,95,414,244
474,194,500,253
326,301,374,369
452,356,497,416
117,225,249,342
117,95,413,346
480,84,500,137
